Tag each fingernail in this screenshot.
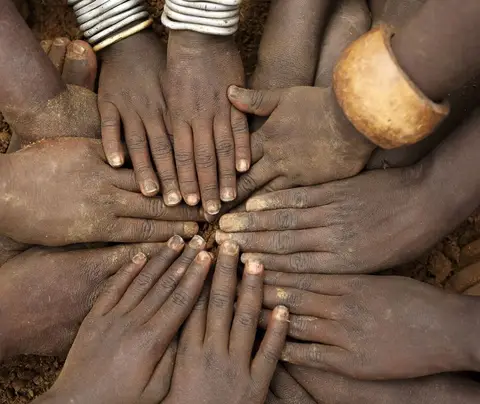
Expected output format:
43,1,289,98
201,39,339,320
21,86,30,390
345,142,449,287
53,37,67,46
245,261,263,275
40,40,51,52
183,222,199,237
221,240,239,256
241,253,259,264
221,187,236,202
281,347,290,362
246,197,268,212
215,230,230,244
72,43,86,56
206,200,221,215
165,191,181,206
143,180,159,196
189,235,205,249
237,159,249,172
219,214,247,232
168,235,185,250
274,305,289,321
228,85,239,98
196,250,211,263
132,252,147,264
108,153,123,168
185,194,199,206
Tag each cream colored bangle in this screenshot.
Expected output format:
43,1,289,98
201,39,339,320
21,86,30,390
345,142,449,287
93,18,153,52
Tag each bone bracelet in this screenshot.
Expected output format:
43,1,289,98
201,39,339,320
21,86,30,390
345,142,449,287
333,24,450,149
162,0,242,36
68,0,153,52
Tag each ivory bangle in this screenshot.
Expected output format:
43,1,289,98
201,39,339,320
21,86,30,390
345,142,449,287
333,24,450,149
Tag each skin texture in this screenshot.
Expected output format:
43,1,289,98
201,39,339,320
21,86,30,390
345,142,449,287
0,137,203,246
258,272,480,380
164,243,289,404
217,108,480,274
0,241,179,359
33,236,211,404
0,1,100,146
285,365,480,404
163,31,248,214
99,30,181,203
265,364,316,404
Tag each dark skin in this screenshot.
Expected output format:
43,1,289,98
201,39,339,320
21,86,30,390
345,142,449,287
33,236,211,404
0,137,203,246
266,364,316,404
285,365,480,404
164,242,289,404
98,29,182,203
218,106,480,274
0,0,99,147
164,31,248,214
0,239,192,360
258,272,480,380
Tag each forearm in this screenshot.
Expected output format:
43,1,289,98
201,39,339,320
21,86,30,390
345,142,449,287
252,0,332,89
392,0,480,101
0,0,65,116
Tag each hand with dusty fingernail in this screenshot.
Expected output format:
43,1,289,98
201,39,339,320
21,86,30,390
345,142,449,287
163,31,249,215
164,243,289,404
0,137,203,246
34,236,211,404
258,272,480,380
98,30,181,202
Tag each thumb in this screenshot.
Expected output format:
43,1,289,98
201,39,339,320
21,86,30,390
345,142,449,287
228,85,282,116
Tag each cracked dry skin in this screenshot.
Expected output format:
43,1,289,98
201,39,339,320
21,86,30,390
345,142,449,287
1,1,480,403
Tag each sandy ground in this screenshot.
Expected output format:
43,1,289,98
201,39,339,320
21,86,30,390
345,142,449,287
1,0,480,402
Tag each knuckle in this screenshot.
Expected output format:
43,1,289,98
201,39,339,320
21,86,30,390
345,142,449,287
139,220,156,241
231,117,248,136
158,273,179,293
271,232,294,254
175,150,193,166
260,347,280,365
127,133,147,150
145,198,167,219
290,189,309,208
210,291,230,309
274,210,297,229
238,173,259,194
215,138,234,158
171,290,191,308
236,312,255,328
295,273,313,290
134,271,155,288
290,255,313,273
283,291,302,308
249,90,265,111
290,316,311,336
195,145,216,169
150,139,173,158
101,118,118,129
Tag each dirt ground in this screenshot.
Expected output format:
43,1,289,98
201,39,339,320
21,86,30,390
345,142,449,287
1,1,480,402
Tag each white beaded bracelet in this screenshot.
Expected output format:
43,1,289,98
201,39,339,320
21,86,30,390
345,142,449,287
162,0,242,36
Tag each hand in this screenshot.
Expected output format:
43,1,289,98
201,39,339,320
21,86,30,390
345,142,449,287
0,137,202,246
0,240,181,359
259,272,480,379
40,236,211,404
163,31,249,214
164,242,289,404
265,365,315,404
99,30,181,202
226,85,374,206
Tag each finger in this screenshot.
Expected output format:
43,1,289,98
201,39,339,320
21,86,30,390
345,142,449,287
240,252,355,274
91,251,148,316
143,112,182,206
113,236,185,315
114,189,205,222
258,311,346,347
281,343,348,374
246,185,334,212
193,119,220,215
215,229,330,255
251,306,289,385
131,236,207,322
40,39,53,54
147,251,212,346
124,112,160,196
250,130,264,164
99,101,124,167
228,85,282,116
205,241,240,350
48,37,70,71
109,217,198,242
265,391,280,404
179,282,210,352
263,285,343,319
214,115,236,203
263,272,359,295
269,363,314,402
229,261,264,362
235,159,275,205
62,40,97,91
219,207,327,233
231,106,251,172
141,339,178,404
174,121,200,206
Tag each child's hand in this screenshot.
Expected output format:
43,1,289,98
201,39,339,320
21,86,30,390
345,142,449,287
164,241,289,404
41,236,211,404
98,30,181,203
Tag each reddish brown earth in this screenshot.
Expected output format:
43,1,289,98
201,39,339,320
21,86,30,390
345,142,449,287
1,1,479,402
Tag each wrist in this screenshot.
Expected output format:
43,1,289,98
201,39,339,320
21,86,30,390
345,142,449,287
99,28,157,61
169,29,235,52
